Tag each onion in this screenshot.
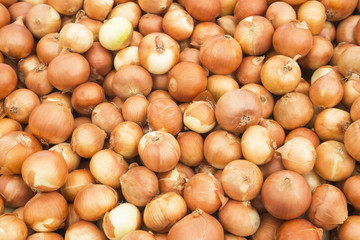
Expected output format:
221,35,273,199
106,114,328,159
0,3,10,28
103,71,116,98
66,221,107,240
138,131,180,172
102,203,141,240
234,0,267,21
303,170,326,193
236,56,264,85
276,219,323,240
18,54,40,81
343,176,360,210
183,101,216,133
99,16,133,51
83,0,113,21
219,200,260,237
71,123,106,158
138,32,180,75
49,142,81,171
112,65,152,100
24,192,67,232
60,169,95,202
0,214,28,239
273,92,314,130
130,31,143,46
259,152,285,179
306,184,348,230
138,13,163,36
259,119,285,149
338,216,360,240
85,42,113,76
261,170,312,219
297,1,326,35
147,90,173,103
0,175,34,207
158,163,194,195
343,75,360,108
266,2,296,29
331,42,357,66
122,95,148,126
177,131,204,167
252,213,283,240
344,120,360,161
36,33,60,65
184,0,220,21
190,22,224,49
285,127,320,148
25,4,61,39
73,117,92,130
40,92,72,112
215,89,262,134
48,52,90,92
207,75,239,102
27,233,64,240
152,74,169,91
0,118,22,138
337,15,360,44
108,2,141,29
294,78,310,96
123,231,156,240
200,34,242,75
0,64,17,100
338,46,360,77
163,9,193,41
76,15,103,42
25,64,53,96
0,16,34,59
242,83,274,119
217,15,238,36
138,0,171,14
168,209,224,240
59,23,94,54
71,82,105,115
319,0,358,22
272,21,313,58
351,97,360,121
144,192,187,232
0,131,42,175
8,2,31,23
261,55,301,95
65,203,81,229
91,102,123,135
47,0,83,16
315,141,355,182
222,160,263,201
113,46,139,71
109,121,143,159
147,98,183,136
74,184,118,221
314,108,351,142
234,16,274,56
319,21,336,41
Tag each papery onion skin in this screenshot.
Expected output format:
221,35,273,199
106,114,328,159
276,219,323,240
85,42,113,76
285,127,320,148
138,13,163,36
92,102,124,135
0,64,18,100
190,22,224,49
122,230,156,240
252,213,283,240
71,82,105,115
0,214,28,240
0,3,10,28
158,163,194,195
163,9,194,41
8,2,31,23
297,1,326,35
84,0,114,21
47,0,83,16
259,119,285,149
177,131,204,167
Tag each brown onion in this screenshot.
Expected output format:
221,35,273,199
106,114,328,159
66,221,107,240
36,33,60,64
138,13,163,36
259,119,285,149
236,56,264,85
0,3,10,28
343,75,360,108
114,46,139,71
59,23,94,54
319,21,336,41
319,0,358,22
177,131,204,167
336,15,360,44
338,215,360,240
83,0,113,21
49,144,80,171
18,54,40,81
0,214,28,239
77,15,103,42
266,2,296,29
158,163,194,195
276,219,323,240
120,165,159,206
190,22,224,49
163,9,193,41
0,118,22,138
242,83,274,119
8,2,31,23
285,128,320,148
252,213,283,240
40,92,72,112
234,0,267,21
27,233,64,240
64,203,81,229
103,71,116,98
261,170,312,219
91,102,123,135
183,101,216,133
121,94,148,126
71,82,105,115
0,175,34,207
25,64,53,96
297,1,326,35
351,97,360,121
217,15,238,36
122,231,155,240
85,42,113,76
259,152,285,179
138,0,171,14
185,0,220,22
331,42,357,66
344,120,360,161
108,2,141,29
60,169,95,202
343,176,360,210
47,0,83,16
207,75,239,102
0,64,17,100
307,184,348,230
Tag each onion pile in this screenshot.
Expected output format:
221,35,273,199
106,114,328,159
0,0,360,239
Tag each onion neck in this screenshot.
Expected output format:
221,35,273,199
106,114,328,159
14,16,25,27
155,36,165,54
192,208,204,217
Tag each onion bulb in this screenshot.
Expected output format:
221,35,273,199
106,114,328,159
99,16,133,51
0,214,28,240
276,219,323,240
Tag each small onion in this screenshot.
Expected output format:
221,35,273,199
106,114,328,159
207,75,239,102
76,15,103,41
18,54,40,81
259,152,285,179
303,170,325,193
103,71,116,98
294,78,310,95
108,2,141,28
138,13,163,36
319,0,358,22
242,83,274,119
217,15,238,36
342,75,360,108
147,90,173,103
99,16,133,51
40,92,72,112
183,101,216,133
163,9,194,41
0,3,10,28
177,131,204,167
158,163,194,195
65,221,107,240
319,21,336,42
74,184,118,221
343,176,360,210
259,119,285,149
0,63,18,101
122,231,156,240
59,23,94,54
190,22,224,49
24,192,67,232
234,0,267,21
113,46,139,71
297,1,326,35
336,15,360,44
60,169,95,202
0,118,22,138
266,2,296,29
338,46,360,77
0,214,28,240
130,31,143,46
8,2,31,23
236,56,264,85
276,219,323,240
252,213,283,240
338,216,360,240
184,0,220,22
25,64,54,96
122,94,149,126
0,175,34,207
138,0,171,14
84,0,113,21
91,102,123,135
71,82,105,115
331,42,357,66
85,42,113,76
64,203,81,229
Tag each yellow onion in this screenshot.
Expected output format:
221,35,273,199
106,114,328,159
344,176,360,210
49,143,81,171
0,175,35,207
122,230,156,240
27,232,64,240
338,215,360,240
177,131,204,167
158,163,194,195
276,219,323,240
60,169,95,202
252,213,283,240
344,120,360,161
65,221,107,240
0,118,22,139
0,214,28,240
183,101,216,133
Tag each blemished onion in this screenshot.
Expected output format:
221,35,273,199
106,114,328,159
315,141,355,182
40,92,72,112
138,32,180,75
112,65,152,100
338,216,360,240
261,170,312,220
344,120,360,161
207,75,239,102
168,208,224,240
215,89,262,134
183,101,216,133
48,52,90,92
273,92,314,130
168,62,207,102
272,21,313,58
319,0,358,22
222,160,263,201
343,176,360,210
0,118,22,138
71,123,106,158
83,0,113,21
91,102,123,135
0,64,18,100
0,131,42,175
85,42,113,76
261,55,301,95
36,33,61,65
138,0,171,14
0,3,10,28
71,82,105,115
25,64,54,96
252,213,283,240
259,119,285,149
99,16,133,51
266,2,296,29
177,131,204,167
285,128,320,148
108,2,141,29
102,203,141,240
65,221,107,240
306,184,348,230
314,108,351,142
297,1,326,35
0,214,28,240
190,22,224,49
4,88,40,124
27,233,64,240
47,0,83,16
74,184,118,221
319,21,336,41
158,163,194,195
114,46,139,71
60,169,95,202
163,9,193,41
122,231,155,240
241,125,274,165
122,94,149,126
276,219,323,240
184,0,220,21
0,16,34,59
0,175,34,207
109,121,143,159
147,98,183,136
277,137,316,175
242,83,274,119
234,0,267,21
25,4,61,39
184,173,227,214
138,14,163,36
8,2,32,23
144,192,187,232
219,200,260,237
204,130,241,169
138,131,181,172
200,34,242,75
18,54,40,81
236,56,264,85
234,16,274,56
24,192,68,232
21,150,68,192
90,149,128,189
217,15,238,36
